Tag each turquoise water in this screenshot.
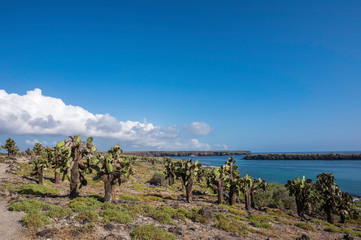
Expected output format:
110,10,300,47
171,155,361,197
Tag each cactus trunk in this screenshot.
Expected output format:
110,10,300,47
245,186,251,210
38,168,44,185
326,204,334,224
104,180,112,202
250,190,255,209
70,154,80,198
55,172,60,184
168,175,174,186
229,186,236,205
295,197,305,218
217,180,224,204
111,184,116,200
186,181,193,202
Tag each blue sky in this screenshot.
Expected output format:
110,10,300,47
0,0,361,152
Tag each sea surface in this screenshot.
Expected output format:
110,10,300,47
171,155,361,197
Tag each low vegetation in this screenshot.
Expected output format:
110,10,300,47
1,136,360,239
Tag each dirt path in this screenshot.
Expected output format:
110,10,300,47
0,163,26,240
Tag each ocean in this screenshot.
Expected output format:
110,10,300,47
171,155,361,197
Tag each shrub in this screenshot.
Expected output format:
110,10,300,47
254,183,296,212
15,184,59,195
249,214,275,229
77,223,96,233
119,195,145,202
74,210,99,222
9,199,52,213
146,195,164,202
100,209,132,224
47,206,73,218
131,224,176,240
69,197,103,212
148,205,176,225
324,226,361,237
213,213,248,235
293,222,316,232
148,172,168,187
22,212,51,227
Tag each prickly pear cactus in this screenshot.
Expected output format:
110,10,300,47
57,135,97,198
163,157,176,186
91,144,132,202
286,176,314,218
175,158,203,202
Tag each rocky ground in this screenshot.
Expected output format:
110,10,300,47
0,155,360,240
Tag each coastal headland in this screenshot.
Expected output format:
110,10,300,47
123,150,251,157
244,153,361,160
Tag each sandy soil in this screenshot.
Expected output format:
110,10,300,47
0,163,26,240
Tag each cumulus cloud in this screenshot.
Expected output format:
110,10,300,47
25,139,50,146
214,144,229,150
0,89,211,150
183,122,213,136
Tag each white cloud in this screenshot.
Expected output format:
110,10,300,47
214,144,229,150
0,89,211,150
25,139,50,146
183,122,213,136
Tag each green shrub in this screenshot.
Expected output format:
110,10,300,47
148,172,167,187
254,183,296,212
9,199,52,213
293,222,316,232
77,223,96,233
213,213,248,235
249,214,275,229
15,184,59,195
22,212,51,228
100,209,132,224
148,206,176,225
47,206,73,218
129,204,145,217
74,210,99,222
119,195,145,202
69,197,103,212
220,204,247,216
324,226,361,237
131,224,176,240
147,195,164,202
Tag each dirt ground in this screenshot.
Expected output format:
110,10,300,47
0,163,26,240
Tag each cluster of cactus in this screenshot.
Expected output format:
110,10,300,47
224,157,242,205
57,136,97,198
206,165,228,204
49,143,71,184
285,176,314,219
1,138,19,158
28,143,49,185
315,172,355,224
91,144,133,202
242,174,267,210
163,157,176,186
175,158,203,202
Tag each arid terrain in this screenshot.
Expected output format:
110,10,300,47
0,155,360,240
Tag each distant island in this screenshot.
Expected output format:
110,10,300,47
123,150,251,157
244,153,361,160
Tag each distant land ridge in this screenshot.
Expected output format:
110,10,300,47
123,150,251,157
244,153,361,160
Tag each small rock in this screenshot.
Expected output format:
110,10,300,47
36,229,54,238
343,234,355,240
69,230,80,237
296,234,310,240
169,226,183,235
82,218,91,225
104,223,115,231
